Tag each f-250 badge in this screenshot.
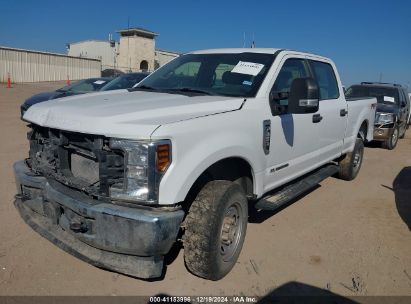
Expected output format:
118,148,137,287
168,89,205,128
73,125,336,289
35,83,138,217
263,120,271,155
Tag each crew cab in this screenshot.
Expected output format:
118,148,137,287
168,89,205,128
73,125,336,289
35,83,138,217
345,82,410,149
14,49,376,280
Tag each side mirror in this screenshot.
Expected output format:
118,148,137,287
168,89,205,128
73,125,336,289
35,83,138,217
269,91,289,116
288,78,319,114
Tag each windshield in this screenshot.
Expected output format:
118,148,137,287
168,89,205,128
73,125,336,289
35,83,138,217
58,78,110,93
345,85,399,105
100,73,148,91
133,52,275,97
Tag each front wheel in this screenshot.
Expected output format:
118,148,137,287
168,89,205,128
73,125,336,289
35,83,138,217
382,126,399,150
183,180,248,280
338,138,364,181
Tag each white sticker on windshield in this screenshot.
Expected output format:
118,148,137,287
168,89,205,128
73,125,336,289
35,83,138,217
94,80,106,85
231,61,264,76
383,96,395,103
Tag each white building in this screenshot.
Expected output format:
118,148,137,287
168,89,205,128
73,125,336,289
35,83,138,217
67,39,118,70
155,49,181,69
67,28,179,72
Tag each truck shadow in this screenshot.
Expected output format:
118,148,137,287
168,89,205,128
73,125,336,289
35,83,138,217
392,166,411,231
257,281,359,303
280,114,294,146
248,185,320,224
364,141,383,149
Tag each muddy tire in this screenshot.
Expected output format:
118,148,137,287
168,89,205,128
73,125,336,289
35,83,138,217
183,180,248,280
382,126,399,150
338,138,364,181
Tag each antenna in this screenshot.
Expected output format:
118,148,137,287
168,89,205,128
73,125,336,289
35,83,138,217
127,17,130,71
243,32,246,48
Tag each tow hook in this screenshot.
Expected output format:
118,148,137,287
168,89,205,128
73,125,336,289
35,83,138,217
69,221,88,233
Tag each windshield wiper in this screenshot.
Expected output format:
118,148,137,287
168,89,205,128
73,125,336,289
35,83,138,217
165,88,215,96
129,85,157,92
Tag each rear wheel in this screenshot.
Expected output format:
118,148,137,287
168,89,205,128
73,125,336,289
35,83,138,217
382,126,399,150
183,180,248,280
338,138,364,181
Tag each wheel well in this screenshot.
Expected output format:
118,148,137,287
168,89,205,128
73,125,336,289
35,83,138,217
183,157,254,205
358,120,368,140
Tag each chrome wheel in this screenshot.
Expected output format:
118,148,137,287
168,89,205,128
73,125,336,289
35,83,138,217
220,202,244,262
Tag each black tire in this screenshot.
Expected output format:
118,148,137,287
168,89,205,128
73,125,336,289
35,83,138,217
338,138,364,181
382,126,399,150
399,124,406,139
183,180,248,280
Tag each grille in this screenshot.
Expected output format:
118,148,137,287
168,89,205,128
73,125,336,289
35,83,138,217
28,125,124,199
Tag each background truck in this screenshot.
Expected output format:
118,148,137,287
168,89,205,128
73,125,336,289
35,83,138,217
345,82,410,149
15,48,376,280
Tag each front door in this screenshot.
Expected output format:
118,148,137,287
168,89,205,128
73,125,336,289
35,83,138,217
264,56,322,192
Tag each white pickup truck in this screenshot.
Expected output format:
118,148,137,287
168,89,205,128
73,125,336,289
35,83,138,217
15,48,376,280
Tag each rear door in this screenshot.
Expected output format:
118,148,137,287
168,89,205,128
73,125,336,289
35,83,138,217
308,59,346,163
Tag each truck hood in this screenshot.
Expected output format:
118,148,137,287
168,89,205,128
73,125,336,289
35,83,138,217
23,90,244,139
376,103,399,114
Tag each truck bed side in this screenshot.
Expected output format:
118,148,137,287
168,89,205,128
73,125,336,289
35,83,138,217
343,97,377,153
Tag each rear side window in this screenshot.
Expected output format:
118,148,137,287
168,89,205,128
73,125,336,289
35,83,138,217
399,89,406,105
310,61,339,100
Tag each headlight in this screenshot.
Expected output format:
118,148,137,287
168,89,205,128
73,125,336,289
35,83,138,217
375,112,395,124
109,139,171,204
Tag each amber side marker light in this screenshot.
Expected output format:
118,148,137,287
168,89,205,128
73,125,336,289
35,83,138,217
156,144,171,172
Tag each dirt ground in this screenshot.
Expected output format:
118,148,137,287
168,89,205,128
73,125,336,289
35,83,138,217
0,82,410,298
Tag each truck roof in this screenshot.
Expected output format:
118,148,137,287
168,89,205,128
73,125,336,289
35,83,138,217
190,48,282,54
359,82,403,88
189,48,331,62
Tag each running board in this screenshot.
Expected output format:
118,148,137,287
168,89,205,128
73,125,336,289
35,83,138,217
254,165,339,211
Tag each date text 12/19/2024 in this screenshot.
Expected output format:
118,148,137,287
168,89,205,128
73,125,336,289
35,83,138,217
149,296,257,303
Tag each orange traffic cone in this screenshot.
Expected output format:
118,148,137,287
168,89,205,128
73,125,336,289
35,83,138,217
7,72,11,88
67,75,71,86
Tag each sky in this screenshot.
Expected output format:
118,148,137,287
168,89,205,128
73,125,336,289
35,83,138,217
0,0,410,88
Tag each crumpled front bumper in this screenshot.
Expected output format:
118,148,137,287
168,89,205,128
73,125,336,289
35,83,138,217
373,125,395,140
13,160,185,279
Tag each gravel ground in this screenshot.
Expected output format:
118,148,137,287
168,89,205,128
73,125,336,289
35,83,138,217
0,82,410,299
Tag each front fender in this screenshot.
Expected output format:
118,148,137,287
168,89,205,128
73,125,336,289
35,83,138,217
154,123,266,204
159,142,263,205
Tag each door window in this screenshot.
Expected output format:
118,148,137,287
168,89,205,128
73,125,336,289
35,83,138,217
399,89,406,106
271,59,310,107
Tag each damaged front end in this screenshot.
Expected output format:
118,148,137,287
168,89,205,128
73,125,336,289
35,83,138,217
373,112,397,140
14,124,184,279
26,125,124,199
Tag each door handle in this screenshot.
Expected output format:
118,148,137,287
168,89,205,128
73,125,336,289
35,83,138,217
312,114,323,123
340,109,348,116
